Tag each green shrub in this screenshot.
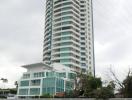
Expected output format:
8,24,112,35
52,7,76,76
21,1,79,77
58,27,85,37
40,93,53,98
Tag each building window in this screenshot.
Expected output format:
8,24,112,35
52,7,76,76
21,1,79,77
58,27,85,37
23,74,30,79
46,72,55,77
60,53,71,57
30,88,40,95
60,59,71,63
31,79,41,86
59,73,66,78
56,79,64,92
89,61,91,64
81,63,86,66
19,89,28,95
89,56,91,59
81,52,85,56
65,81,74,92
81,32,85,35
20,81,29,86
42,78,56,95
81,47,85,50
68,73,76,79
81,42,85,45
81,58,86,61
62,26,71,30
34,72,45,78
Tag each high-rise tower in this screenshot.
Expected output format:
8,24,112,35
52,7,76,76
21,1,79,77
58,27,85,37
43,0,95,75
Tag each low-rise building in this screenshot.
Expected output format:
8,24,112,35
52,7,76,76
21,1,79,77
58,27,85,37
17,62,76,97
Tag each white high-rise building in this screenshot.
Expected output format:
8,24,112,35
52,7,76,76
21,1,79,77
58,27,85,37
43,0,95,75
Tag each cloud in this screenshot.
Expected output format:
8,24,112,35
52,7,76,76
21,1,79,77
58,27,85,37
0,0,45,87
0,53,26,88
0,0,45,63
94,0,132,80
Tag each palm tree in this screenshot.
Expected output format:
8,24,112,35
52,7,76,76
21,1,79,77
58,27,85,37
14,81,18,89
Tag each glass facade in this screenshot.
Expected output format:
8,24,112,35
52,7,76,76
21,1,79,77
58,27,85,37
19,89,28,95
42,78,56,95
20,81,29,86
23,74,30,79
30,88,40,95
31,79,41,86
46,72,55,77
68,73,76,79
56,78,64,93
18,70,76,96
34,72,45,78
65,81,74,92
42,78,65,95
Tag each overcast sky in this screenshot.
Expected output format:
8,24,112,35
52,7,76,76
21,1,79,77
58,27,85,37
0,0,132,88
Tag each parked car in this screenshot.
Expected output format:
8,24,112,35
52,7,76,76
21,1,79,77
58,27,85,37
7,94,17,100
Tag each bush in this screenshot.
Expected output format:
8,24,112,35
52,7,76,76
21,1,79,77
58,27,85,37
95,87,114,100
0,95,6,98
40,93,52,98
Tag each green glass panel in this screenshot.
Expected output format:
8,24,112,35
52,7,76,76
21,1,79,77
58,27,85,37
68,73,76,79
34,72,45,78
62,11,72,15
60,42,71,46
61,32,71,35
20,81,29,86
62,16,71,20
62,7,71,11
23,74,30,79
30,88,40,95
31,79,41,86
42,87,55,95
60,53,70,57
61,37,71,40
19,89,28,95
65,81,74,92
46,72,55,77
59,72,66,78
60,47,70,51
43,78,55,88
62,21,71,25
60,59,70,63
56,79,64,92
42,78,56,95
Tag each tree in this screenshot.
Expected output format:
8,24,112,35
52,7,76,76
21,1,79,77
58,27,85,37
109,67,132,98
122,73,132,97
74,73,115,98
95,87,115,99
75,73,102,97
14,81,18,90
83,76,102,97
